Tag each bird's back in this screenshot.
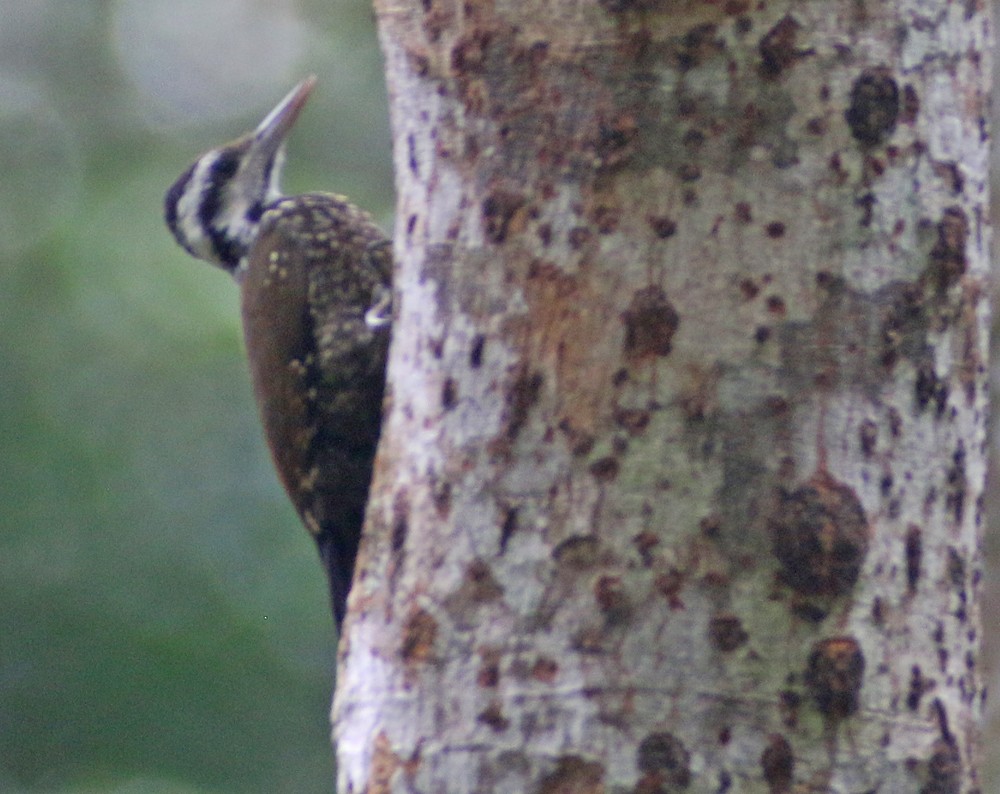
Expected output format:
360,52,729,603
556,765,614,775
239,192,391,626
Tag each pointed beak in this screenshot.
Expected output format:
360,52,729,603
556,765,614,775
252,75,317,156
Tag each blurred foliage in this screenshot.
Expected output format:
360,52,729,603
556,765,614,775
0,1,392,792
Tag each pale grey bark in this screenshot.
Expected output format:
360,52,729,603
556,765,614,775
335,2,992,792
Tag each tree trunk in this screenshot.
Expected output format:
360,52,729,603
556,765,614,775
335,2,992,791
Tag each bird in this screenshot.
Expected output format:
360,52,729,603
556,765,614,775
163,76,392,630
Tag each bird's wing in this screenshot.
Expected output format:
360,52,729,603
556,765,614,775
240,194,391,626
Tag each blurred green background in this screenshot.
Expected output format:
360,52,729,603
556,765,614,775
0,2,391,792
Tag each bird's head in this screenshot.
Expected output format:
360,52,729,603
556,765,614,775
164,75,316,274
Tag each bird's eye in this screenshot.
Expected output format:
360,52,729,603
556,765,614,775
211,150,241,181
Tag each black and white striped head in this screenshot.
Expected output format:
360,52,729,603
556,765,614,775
164,76,317,275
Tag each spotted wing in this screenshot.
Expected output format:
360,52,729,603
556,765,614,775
239,193,391,627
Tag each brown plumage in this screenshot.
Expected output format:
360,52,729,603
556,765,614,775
241,195,390,625
164,78,391,629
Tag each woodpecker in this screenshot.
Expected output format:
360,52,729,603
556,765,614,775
164,76,392,630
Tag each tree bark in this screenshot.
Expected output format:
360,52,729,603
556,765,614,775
335,1,992,792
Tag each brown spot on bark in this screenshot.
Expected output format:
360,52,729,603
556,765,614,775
765,221,786,238
915,361,949,416
568,226,593,249
407,52,430,78
791,601,829,624
532,657,559,683
678,365,720,421
805,116,826,135
947,545,966,588
655,568,685,609
871,597,885,626
867,155,886,178
462,559,504,603
469,334,486,368
805,636,865,720
677,163,701,182
632,530,659,566
572,625,606,654
676,23,723,72
740,278,760,301
553,535,601,568
589,456,620,482
451,29,492,74
636,732,691,788
478,647,500,687
420,0,453,42
441,377,458,410
828,152,849,183
504,369,543,441
770,475,869,596
879,281,927,369
368,732,401,794
761,734,794,793
905,524,923,592
759,15,802,77
845,69,900,145
708,613,749,652
592,205,621,234
392,490,409,553
595,115,639,169
401,608,437,664
907,665,934,711
734,201,753,223
520,253,625,442
595,575,632,621
700,513,722,538
778,690,801,728
927,206,968,291
477,700,510,732
900,84,920,124
932,161,964,194
482,190,526,243
598,0,643,12
647,215,677,238
739,278,760,300
499,506,518,553
538,756,605,794
888,407,903,437
622,286,680,360
924,738,961,794
859,419,878,456
855,192,876,227
432,478,451,518
561,419,596,456
615,407,651,435
766,295,786,314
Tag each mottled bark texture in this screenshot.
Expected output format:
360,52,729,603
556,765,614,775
335,2,992,792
